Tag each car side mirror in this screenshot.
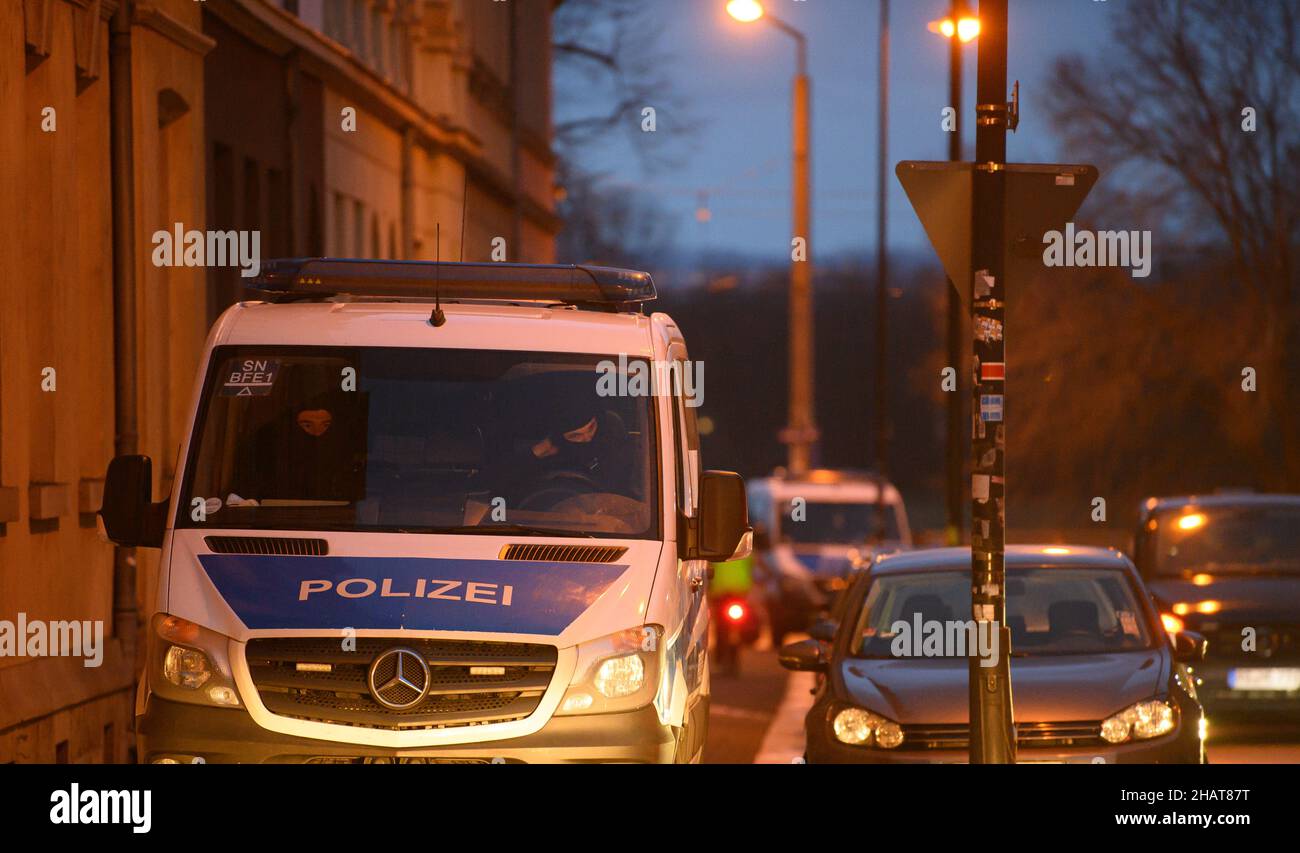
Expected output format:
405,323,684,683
689,470,750,561
809,618,838,643
101,455,166,548
1172,630,1207,663
778,639,826,672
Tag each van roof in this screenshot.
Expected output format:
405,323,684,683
748,471,903,504
212,300,665,356
248,258,656,312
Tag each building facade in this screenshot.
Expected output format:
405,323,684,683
0,0,557,763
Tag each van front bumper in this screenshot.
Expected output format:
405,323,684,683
138,696,678,764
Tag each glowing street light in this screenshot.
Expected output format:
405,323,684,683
725,0,764,23
928,14,981,43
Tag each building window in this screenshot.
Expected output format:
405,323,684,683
352,199,365,256
351,0,366,58
391,22,404,89
323,0,345,42
332,192,347,256
372,6,386,75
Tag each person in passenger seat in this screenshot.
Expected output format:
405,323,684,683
230,391,363,505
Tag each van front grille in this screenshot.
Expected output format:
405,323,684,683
244,638,556,730
205,536,328,556
499,543,627,563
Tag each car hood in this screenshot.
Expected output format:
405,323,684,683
838,650,1166,724
1148,575,1300,623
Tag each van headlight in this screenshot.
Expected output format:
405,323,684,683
163,645,211,689
832,707,904,748
1100,699,1176,744
556,626,662,715
148,614,241,707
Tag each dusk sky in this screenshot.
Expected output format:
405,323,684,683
560,0,1120,261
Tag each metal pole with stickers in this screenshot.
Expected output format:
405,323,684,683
897,0,1098,764
967,0,1015,764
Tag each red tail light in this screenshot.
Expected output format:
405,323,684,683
725,602,747,622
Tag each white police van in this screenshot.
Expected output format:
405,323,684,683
747,469,910,644
102,259,750,764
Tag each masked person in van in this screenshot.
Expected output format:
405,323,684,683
229,391,364,506
500,409,631,511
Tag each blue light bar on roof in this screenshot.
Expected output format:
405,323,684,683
246,258,656,308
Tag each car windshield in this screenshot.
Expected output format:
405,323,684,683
851,567,1157,658
777,500,900,545
180,346,658,538
1148,505,1300,577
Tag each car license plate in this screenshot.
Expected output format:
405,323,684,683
1228,667,1300,691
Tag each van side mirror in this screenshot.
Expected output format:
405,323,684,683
101,455,166,548
691,470,750,561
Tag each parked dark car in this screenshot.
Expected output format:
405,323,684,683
780,546,1207,764
1134,493,1300,718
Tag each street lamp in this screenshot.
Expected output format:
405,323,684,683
725,0,764,24
930,2,979,548
928,14,980,42
726,0,816,475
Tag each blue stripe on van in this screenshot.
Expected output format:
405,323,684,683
196,555,630,635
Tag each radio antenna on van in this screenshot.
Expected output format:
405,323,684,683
429,223,447,327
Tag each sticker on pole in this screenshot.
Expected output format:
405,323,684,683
220,358,281,397
980,394,1004,423
980,362,1006,382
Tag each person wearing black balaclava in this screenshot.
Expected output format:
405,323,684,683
506,411,621,507
235,392,361,503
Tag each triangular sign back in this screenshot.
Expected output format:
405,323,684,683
897,161,1099,308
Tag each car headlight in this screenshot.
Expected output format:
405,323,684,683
832,707,904,748
148,614,241,707
556,625,663,716
1100,699,1176,744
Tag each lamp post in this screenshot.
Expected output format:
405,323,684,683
726,0,816,475
874,0,889,481
929,4,980,546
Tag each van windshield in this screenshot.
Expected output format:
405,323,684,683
778,501,900,545
179,346,659,538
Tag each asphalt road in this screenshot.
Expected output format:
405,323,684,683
704,646,1300,764
703,646,792,764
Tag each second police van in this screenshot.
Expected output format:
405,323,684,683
101,259,751,764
